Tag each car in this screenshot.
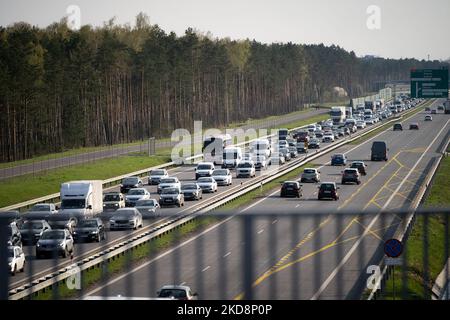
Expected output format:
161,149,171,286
159,188,185,207
322,133,334,143
294,131,310,143
103,192,125,211
211,169,232,186
424,115,433,121
350,161,367,176
393,123,403,131
125,188,151,207
19,220,51,245
431,109,437,114
157,285,198,300
148,169,169,185
280,181,303,198
289,146,298,158
341,168,361,185
120,176,143,194
308,138,320,149
371,141,388,161
296,142,308,154
409,123,419,130
27,203,58,215
279,148,291,161
196,177,218,193
307,124,316,133
236,161,256,178
195,162,215,180
157,177,181,194
365,118,375,125
254,156,268,170
315,130,324,139
72,218,105,243
36,229,74,259
242,153,253,162
336,128,345,137
356,120,366,129
342,127,351,135
331,154,347,166
46,214,78,234
278,140,289,149
7,222,22,247
437,105,444,111
300,168,320,183
8,246,25,275
269,154,285,165
180,183,203,200
425,107,431,111
135,199,160,216
109,208,143,230
318,182,340,201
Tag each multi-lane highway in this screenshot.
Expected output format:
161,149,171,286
80,98,449,300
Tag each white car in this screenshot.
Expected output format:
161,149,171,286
356,120,366,129
157,285,198,300
277,140,289,149
424,115,433,121
148,169,169,185
110,208,143,230
236,161,256,178
103,192,125,211
195,162,215,180
196,177,218,193
307,124,316,133
27,203,58,215
125,188,151,207
135,199,160,216
212,169,232,186
365,118,375,125
254,156,268,170
8,246,25,275
269,154,286,165
322,133,335,143
157,177,181,194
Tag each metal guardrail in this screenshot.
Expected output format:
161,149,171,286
5,102,427,300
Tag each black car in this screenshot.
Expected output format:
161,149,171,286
393,123,403,131
46,214,78,234
341,168,361,185
309,139,320,149
120,176,143,194
318,182,339,201
19,220,51,245
409,123,419,130
180,183,203,201
72,218,105,243
350,161,367,175
371,141,388,161
280,181,303,198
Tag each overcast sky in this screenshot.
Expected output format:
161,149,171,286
1,0,449,60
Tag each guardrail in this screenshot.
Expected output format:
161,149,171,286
6,101,428,300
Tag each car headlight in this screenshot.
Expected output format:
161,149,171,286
114,203,119,207
59,242,65,247
36,243,41,247
91,231,98,234
129,220,135,223
110,220,115,223
103,204,106,207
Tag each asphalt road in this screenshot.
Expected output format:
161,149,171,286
81,99,450,300
0,108,328,180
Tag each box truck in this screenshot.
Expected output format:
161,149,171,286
60,180,103,218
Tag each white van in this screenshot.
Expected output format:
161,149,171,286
195,162,215,180
222,147,243,169
250,139,272,158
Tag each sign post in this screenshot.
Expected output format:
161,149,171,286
410,68,449,98
384,239,403,300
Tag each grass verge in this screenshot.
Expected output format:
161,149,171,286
0,152,171,208
380,150,450,300
32,215,219,300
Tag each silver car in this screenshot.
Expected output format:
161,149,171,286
36,229,74,259
110,208,143,230
300,168,321,183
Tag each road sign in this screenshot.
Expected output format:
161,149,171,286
410,68,449,98
384,239,403,258
385,257,404,266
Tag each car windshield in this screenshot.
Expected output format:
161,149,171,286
162,189,179,195
40,230,65,240
20,221,43,230
104,194,120,201
151,170,165,176
213,170,228,175
158,289,187,298
304,169,316,174
333,155,344,159
198,178,213,183
197,165,212,170
123,178,138,185
114,210,135,217
30,205,50,211
181,184,197,190
283,183,297,188
161,178,176,184
320,184,335,191
61,199,85,209
78,220,98,228
351,163,363,167
128,189,145,195
136,200,156,206
238,162,253,168
344,170,357,174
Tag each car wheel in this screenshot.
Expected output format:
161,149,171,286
20,261,25,272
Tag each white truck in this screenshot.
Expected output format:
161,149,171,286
59,180,103,218
222,147,243,169
249,139,272,158
330,106,346,125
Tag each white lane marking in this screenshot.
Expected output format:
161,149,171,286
295,204,300,208
258,229,264,234
272,220,278,224
202,266,211,272
223,252,231,258
311,118,450,300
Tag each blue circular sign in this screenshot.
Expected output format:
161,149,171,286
384,239,403,258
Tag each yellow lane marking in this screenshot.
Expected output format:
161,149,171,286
363,165,403,210
353,219,382,241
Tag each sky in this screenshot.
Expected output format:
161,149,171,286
0,0,449,61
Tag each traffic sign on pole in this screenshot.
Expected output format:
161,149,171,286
410,68,449,98
384,239,403,258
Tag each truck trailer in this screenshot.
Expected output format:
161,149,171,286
60,180,103,218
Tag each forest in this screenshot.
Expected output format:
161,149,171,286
0,13,448,162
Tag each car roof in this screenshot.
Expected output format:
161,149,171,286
320,182,336,185
159,285,191,291
283,181,298,184
304,167,317,171
344,168,358,171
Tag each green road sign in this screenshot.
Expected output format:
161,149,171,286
410,68,448,98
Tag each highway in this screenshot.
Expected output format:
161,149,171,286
80,99,450,300
0,108,328,180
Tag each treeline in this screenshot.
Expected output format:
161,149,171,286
0,13,447,162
